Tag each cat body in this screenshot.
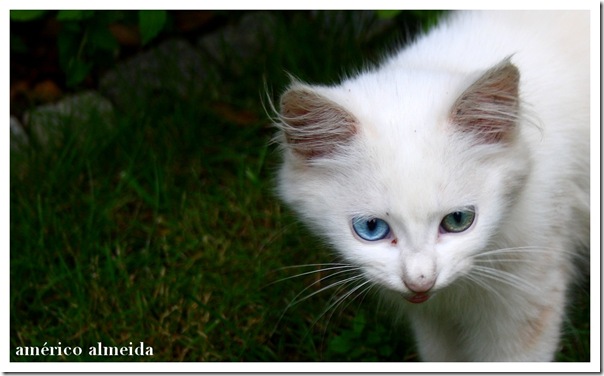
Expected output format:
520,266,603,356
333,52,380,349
275,11,589,361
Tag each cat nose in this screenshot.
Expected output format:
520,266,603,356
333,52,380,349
402,253,436,293
403,275,435,293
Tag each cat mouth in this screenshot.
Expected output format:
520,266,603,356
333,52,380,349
405,292,431,304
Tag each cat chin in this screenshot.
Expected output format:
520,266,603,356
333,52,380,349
404,292,432,304
378,284,437,305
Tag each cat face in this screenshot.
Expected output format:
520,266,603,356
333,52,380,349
276,59,531,304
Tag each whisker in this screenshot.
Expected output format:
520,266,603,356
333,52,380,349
462,272,507,303
314,279,373,339
275,262,353,271
333,280,375,316
268,264,359,286
473,246,579,260
270,265,361,336
471,265,539,293
285,268,361,307
324,276,370,312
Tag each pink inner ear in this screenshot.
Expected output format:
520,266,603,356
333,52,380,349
450,59,520,144
279,86,358,159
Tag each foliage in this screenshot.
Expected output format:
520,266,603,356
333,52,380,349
11,10,169,87
10,10,49,21
138,11,167,45
326,312,404,361
377,10,444,30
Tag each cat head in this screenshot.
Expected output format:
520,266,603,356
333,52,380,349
275,58,532,303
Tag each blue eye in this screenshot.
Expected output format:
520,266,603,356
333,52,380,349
352,217,390,241
440,208,476,233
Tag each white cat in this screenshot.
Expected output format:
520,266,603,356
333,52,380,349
274,10,589,361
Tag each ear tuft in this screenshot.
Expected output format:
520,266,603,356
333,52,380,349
278,84,357,159
450,58,520,144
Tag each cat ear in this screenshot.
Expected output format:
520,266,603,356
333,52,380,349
450,58,520,144
278,83,357,159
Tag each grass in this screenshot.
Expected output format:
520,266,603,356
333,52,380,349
10,10,589,363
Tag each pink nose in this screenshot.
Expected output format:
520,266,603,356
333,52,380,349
403,276,435,293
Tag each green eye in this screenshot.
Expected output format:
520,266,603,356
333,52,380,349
440,208,475,233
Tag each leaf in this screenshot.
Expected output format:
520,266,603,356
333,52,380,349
10,10,48,21
138,10,167,46
378,344,394,357
351,311,366,335
57,10,95,21
57,31,80,70
327,334,353,354
411,10,445,32
89,25,119,52
375,10,401,19
65,58,93,87
11,35,28,53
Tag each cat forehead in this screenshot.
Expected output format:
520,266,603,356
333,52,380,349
332,74,466,163
333,68,471,126
340,134,478,222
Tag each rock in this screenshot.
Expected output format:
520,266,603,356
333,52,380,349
23,91,114,147
98,12,279,112
99,38,210,109
10,116,28,151
197,12,276,77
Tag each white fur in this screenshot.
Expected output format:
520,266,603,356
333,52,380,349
276,10,589,361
